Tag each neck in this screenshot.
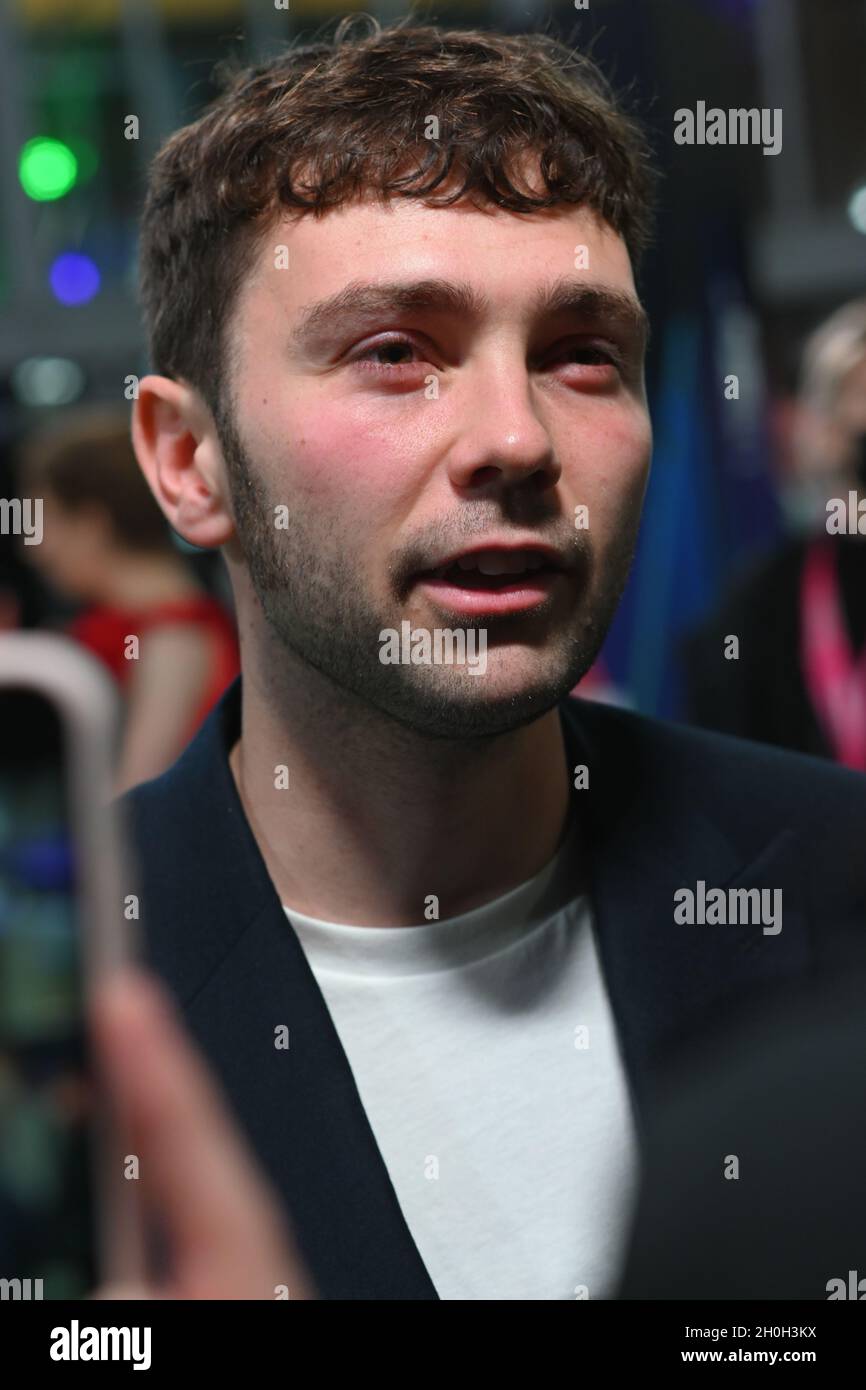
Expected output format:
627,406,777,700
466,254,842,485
229,638,572,928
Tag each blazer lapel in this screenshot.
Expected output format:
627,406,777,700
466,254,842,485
558,697,813,1140
125,676,439,1300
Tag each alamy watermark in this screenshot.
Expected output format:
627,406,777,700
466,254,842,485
826,491,866,535
49,1320,151,1370
674,880,783,935
827,1270,866,1299
0,1276,43,1299
0,497,43,544
674,102,782,157
379,621,487,675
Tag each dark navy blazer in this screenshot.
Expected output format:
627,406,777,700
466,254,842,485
116,675,866,1299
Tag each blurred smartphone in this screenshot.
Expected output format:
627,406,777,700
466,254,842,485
0,634,146,1298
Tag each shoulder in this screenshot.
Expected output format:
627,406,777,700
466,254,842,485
113,749,189,847
563,694,866,838
114,699,216,836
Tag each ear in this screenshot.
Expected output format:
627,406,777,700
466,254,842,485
132,376,235,549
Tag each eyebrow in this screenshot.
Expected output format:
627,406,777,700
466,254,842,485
291,276,651,355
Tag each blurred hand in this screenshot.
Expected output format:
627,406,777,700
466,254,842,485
87,966,317,1300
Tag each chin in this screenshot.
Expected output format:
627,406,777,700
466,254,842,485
376,671,576,742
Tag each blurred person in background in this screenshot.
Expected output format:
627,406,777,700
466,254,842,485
0,554,28,632
682,299,866,770
0,452,43,633
17,408,239,791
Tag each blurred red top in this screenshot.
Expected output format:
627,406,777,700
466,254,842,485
67,595,240,744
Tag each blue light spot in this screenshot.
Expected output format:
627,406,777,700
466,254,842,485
49,253,100,305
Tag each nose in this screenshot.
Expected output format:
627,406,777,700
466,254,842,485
444,355,561,495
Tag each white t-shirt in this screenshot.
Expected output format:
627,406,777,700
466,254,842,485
283,813,639,1300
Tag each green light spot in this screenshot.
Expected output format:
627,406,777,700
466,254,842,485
19,137,78,201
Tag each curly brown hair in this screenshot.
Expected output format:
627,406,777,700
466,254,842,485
138,13,659,428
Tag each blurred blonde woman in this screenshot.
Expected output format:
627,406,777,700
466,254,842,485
683,299,866,768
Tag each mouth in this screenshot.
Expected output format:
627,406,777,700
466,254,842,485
416,546,564,589
412,546,568,615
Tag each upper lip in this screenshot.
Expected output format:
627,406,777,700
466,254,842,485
419,540,569,580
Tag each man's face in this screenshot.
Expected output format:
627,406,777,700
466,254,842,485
24,491,110,601
220,194,652,739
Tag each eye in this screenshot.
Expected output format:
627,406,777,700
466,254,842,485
351,336,425,373
553,342,624,371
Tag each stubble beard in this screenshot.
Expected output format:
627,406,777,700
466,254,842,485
218,401,640,741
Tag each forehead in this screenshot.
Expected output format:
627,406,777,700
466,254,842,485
235,196,640,338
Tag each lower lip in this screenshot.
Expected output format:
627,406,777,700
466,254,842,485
414,569,564,615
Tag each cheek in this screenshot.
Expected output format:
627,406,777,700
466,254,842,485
260,402,415,514
568,409,651,518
